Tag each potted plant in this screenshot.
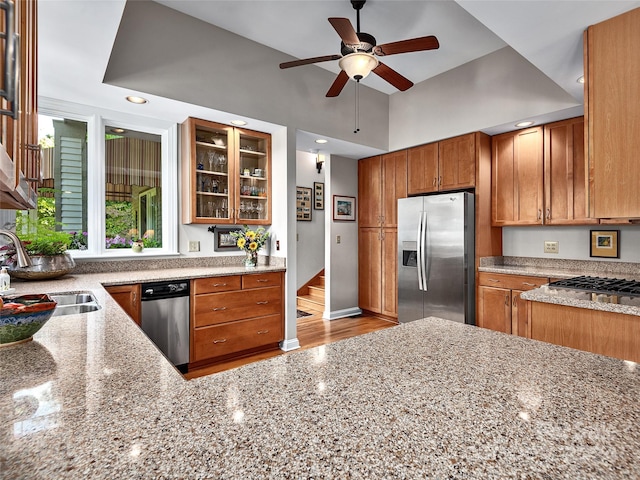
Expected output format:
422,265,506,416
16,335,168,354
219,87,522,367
1,225,76,280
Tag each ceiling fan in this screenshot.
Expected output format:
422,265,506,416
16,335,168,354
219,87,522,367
279,0,440,97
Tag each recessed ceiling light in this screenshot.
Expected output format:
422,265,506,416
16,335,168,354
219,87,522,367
515,121,534,128
230,119,247,126
577,75,585,84
315,139,328,144
110,128,126,134
126,95,148,104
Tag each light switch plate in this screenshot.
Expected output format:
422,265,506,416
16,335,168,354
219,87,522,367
188,241,200,252
544,241,559,254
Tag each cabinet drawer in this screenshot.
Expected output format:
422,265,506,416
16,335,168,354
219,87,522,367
193,275,241,295
478,272,548,291
193,314,283,362
242,272,281,289
194,286,282,328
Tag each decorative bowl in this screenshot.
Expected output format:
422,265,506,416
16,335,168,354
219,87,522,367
0,294,57,346
7,253,76,280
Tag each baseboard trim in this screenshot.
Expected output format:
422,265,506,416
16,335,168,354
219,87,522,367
324,307,363,320
280,338,300,352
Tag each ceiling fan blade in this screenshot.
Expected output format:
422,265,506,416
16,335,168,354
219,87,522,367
280,54,342,69
326,70,350,97
373,35,439,57
328,17,360,46
372,62,414,91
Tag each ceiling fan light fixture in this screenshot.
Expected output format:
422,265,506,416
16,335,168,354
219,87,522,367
339,52,379,80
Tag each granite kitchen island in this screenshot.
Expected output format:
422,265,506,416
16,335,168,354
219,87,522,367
1,273,639,479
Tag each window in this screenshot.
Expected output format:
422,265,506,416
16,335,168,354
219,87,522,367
3,106,177,258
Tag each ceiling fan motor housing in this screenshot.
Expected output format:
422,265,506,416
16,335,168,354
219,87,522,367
340,32,376,56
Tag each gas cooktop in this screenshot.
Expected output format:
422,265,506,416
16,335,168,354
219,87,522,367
548,276,640,298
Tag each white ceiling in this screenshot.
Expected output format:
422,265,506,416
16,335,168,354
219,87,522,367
38,0,640,158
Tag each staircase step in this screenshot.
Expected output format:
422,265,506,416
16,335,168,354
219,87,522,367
297,295,324,311
317,276,325,287
308,285,325,299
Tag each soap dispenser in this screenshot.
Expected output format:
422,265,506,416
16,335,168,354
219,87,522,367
0,267,10,292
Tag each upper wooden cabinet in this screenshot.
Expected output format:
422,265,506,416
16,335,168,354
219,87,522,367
544,117,596,225
0,0,39,210
585,7,640,219
407,133,476,195
358,152,406,228
407,142,438,195
358,155,382,227
492,127,544,225
181,117,271,225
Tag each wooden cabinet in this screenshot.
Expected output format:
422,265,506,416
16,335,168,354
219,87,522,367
492,127,544,225
530,302,640,363
181,117,271,225
105,284,141,325
407,142,438,195
0,0,39,210
358,152,406,228
357,155,381,227
190,271,284,366
382,151,407,228
358,227,382,313
477,272,548,336
544,117,596,225
380,227,398,318
407,133,476,195
585,7,640,219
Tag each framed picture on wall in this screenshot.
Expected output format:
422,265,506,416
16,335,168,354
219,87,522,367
333,195,356,221
213,227,241,251
314,182,324,210
590,230,619,258
296,186,312,221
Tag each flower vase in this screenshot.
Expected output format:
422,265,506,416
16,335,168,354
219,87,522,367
132,241,144,253
244,251,258,268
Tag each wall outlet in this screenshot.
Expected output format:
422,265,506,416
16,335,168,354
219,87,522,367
188,241,200,252
544,241,559,254
336,235,341,244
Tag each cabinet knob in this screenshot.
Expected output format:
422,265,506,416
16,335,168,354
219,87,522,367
546,208,551,220
212,283,227,287
487,278,500,283
132,292,137,306
504,295,510,306
433,177,437,187
438,176,442,186
256,301,269,305
212,338,227,344
212,306,227,311
537,209,542,221
522,282,536,287
257,329,269,335
256,279,269,283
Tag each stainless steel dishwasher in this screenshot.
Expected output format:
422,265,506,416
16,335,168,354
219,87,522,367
140,280,190,373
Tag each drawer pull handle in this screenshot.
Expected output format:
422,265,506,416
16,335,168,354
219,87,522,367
212,338,227,344
522,282,536,286
257,329,269,335
212,307,227,311
256,301,269,305
487,279,500,283
213,283,227,287
256,279,269,283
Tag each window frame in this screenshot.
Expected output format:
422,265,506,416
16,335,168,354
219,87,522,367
38,100,179,258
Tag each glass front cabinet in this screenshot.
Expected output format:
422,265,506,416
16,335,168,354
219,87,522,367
181,117,271,225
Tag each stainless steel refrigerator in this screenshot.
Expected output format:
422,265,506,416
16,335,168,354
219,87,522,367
397,192,475,324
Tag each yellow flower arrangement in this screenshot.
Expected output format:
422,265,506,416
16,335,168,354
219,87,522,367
229,226,269,254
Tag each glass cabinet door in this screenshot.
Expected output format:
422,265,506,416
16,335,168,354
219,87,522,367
235,128,271,224
193,124,233,222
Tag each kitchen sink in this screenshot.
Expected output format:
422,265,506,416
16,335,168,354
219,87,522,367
50,291,101,317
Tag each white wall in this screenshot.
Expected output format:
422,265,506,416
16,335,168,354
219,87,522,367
503,226,640,262
388,47,580,150
296,151,325,288
325,155,360,318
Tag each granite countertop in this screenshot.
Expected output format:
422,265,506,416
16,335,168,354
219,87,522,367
1,287,639,478
480,256,640,316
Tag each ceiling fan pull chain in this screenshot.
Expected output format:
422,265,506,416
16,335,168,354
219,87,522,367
354,80,360,133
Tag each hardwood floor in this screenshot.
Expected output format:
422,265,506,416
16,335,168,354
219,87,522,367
184,309,397,379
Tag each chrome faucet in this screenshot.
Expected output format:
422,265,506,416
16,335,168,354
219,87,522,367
0,230,33,267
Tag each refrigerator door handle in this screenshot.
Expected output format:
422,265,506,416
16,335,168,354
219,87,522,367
421,211,429,291
416,211,425,291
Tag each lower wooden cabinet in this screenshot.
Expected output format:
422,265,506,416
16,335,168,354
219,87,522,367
477,272,548,336
190,271,284,366
358,227,398,319
105,284,141,325
530,302,640,363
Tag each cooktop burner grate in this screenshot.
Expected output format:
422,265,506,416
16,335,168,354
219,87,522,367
548,276,640,297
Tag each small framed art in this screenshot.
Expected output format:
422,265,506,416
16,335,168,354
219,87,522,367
333,195,356,221
314,182,324,210
296,186,312,221
590,230,619,258
214,227,240,251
